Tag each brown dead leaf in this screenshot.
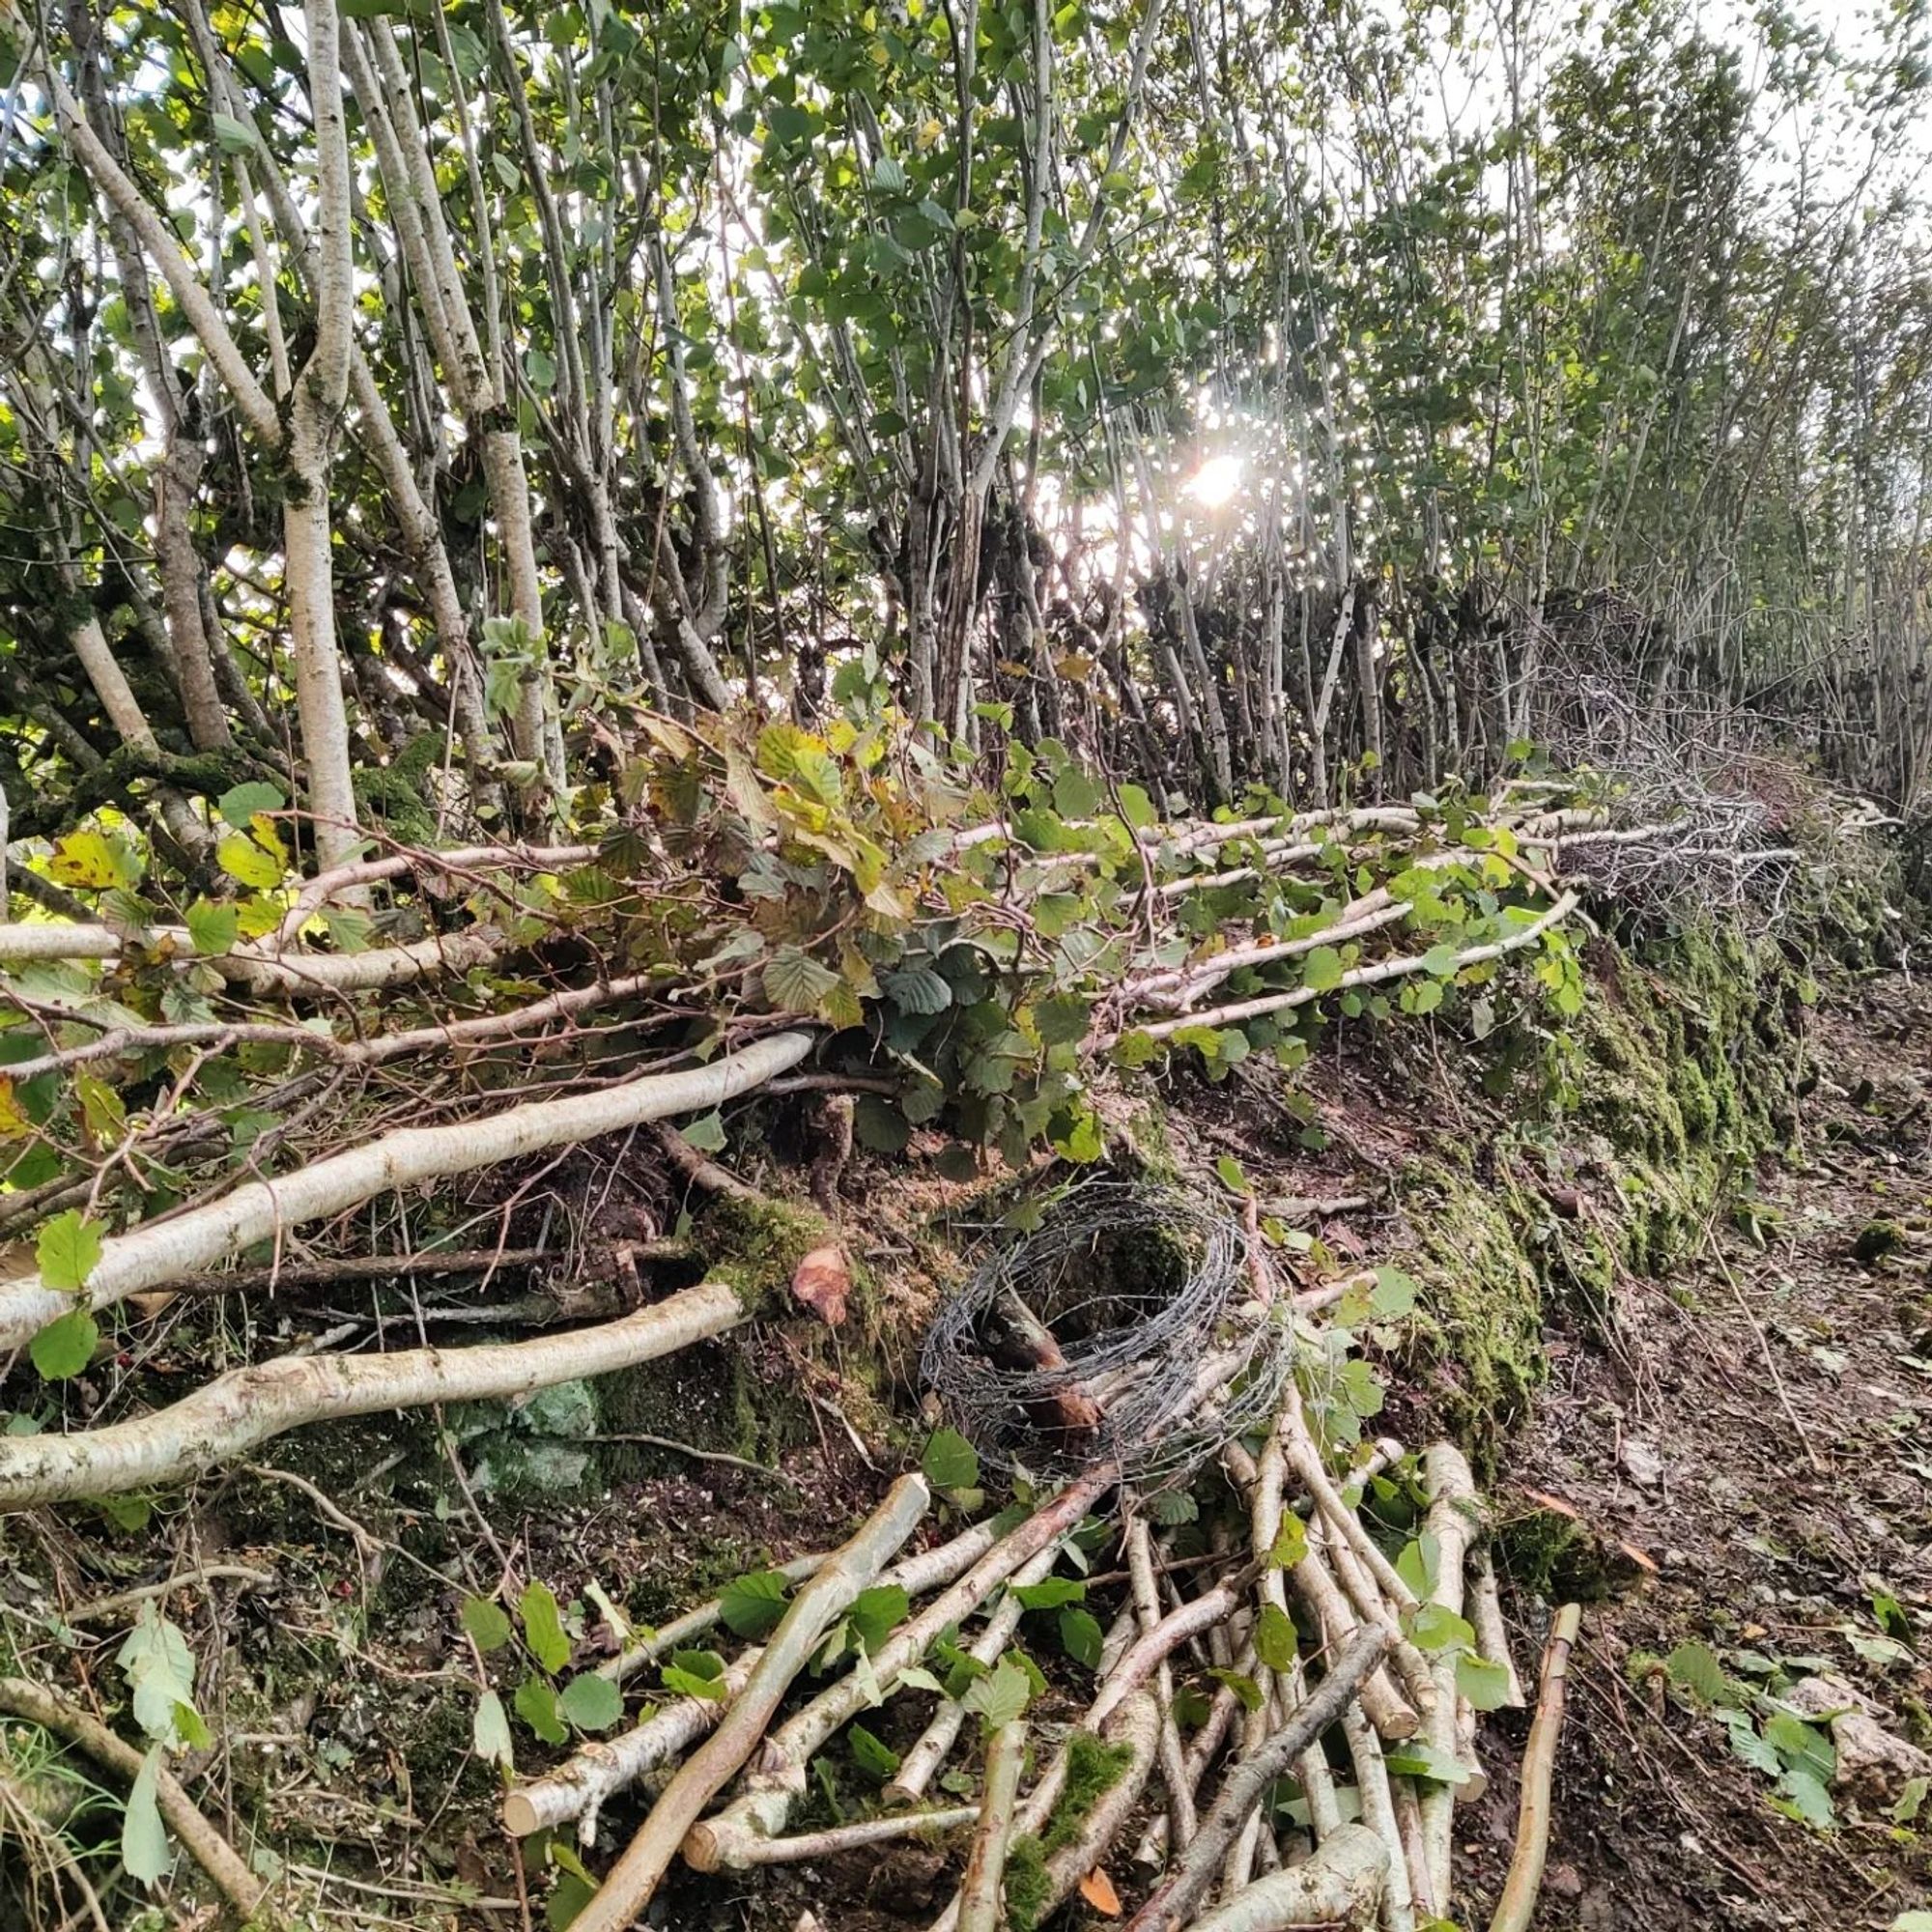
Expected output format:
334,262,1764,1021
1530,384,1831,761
1078,1866,1122,1916
790,1245,850,1325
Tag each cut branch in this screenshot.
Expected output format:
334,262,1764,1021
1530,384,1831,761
0,1031,811,1351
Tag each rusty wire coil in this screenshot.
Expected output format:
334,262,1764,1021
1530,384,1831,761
919,1179,1293,1483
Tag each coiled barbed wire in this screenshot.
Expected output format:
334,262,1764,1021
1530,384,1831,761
920,1179,1294,1482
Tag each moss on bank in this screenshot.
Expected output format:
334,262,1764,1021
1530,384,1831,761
1401,922,1812,1465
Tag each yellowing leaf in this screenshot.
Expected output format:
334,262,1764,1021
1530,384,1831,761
50,830,136,891
217,833,282,890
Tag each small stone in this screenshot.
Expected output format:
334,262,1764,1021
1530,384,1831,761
1620,1437,1664,1487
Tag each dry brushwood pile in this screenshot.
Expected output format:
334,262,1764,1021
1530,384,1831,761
0,713,1891,1928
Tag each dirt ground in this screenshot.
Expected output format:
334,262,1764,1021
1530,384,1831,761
1462,975,1932,1931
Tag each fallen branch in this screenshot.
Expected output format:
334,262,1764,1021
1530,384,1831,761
701,1804,978,1868
516,1522,1007,1841
1467,1548,1525,1708
1418,1441,1481,1906
1123,1623,1391,1932
0,1676,266,1920
568,1473,932,1931
1187,1822,1389,1932
685,1472,1115,1871
956,1719,1026,1932
0,1279,750,1510
1488,1604,1581,1932
0,1030,811,1351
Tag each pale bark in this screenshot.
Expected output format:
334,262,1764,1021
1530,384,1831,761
0,1678,266,1919
1419,1440,1481,1907
955,1719,1026,1932
1123,1626,1391,1932
685,1472,1113,1870
1488,1605,1581,1932
0,1278,748,1511
1188,1824,1388,1932
0,1032,811,1351
567,1475,933,1931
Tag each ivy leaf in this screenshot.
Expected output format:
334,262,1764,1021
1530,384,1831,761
719,1570,791,1640
960,1655,1031,1732
1255,1603,1297,1672
519,1581,572,1675
37,1210,102,1292
848,1721,901,1779
474,1690,516,1767
922,1428,980,1493
762,946,842,1013
122,1747,170,1886
1369,1265,1420,1318
462,1597,514,1651
558,1673,625,1732
30,1308,98,1381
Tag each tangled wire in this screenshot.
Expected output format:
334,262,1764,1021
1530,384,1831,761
920,1179,1294,1483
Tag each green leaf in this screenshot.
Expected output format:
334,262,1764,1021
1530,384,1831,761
122,1746,170,1885
661,1655,729,1701
1208,1666,1264,1713
462,1597,514,1651
1421,944,1462,978
1012,1577,1085,1611
185,898,241,955
1215,1153,1250,1194
1770,1765,1834,1829
515,1676,568,1745
558,1673,625,1732
211,110,259,153
1395,1535,1439,1601
37,1210,102,1293
1409,1605,1475,1654
922,1428,980,1493
474,1689,516,1767
1255,1604,1297,1672
883,965,952,1015
1457,1652,1514,1712
854,1095,911,1154
848,1584,908,1654
216,781,286,830
1664,1640,1728,1705
848,1721,901,1779
679,1112,728,1153
1384,1740,1469,1786
216,832,282,889
1763,1711,1834,1785
719,1570,791,1640
30,1308,98,1380
1302,947,1345,992
520,1581,572,1675
1267,1515,1308,1570
117,1606,197,1746
1889,1916,1932,1932
762,945,842,1013
1369,1266,1419,1319
1035,994,1091,1046
1719,1708,1781,1776
960,1655,1031,1732
1059,1605,1104,1668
